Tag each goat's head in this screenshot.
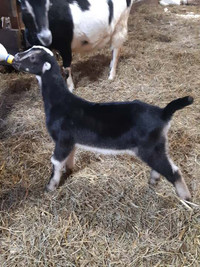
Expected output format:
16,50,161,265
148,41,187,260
13,46,54,75
20,0,52,46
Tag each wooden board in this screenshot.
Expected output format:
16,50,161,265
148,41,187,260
0,28,21,54
0,0,18,17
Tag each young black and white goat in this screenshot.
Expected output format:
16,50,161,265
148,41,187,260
13,46,193,200
20,0,136,91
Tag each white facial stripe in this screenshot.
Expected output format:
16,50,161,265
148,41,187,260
25,1,36,20
32,45,53,56
47,157,66,191
18,50,41,61
169,158,179,173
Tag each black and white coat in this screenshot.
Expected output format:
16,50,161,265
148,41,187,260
20,0,136,91
13,46,193,200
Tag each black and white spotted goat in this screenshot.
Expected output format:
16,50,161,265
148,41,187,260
13,46,193,200
20,0,137,91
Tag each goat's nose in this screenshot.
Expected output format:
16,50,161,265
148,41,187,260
37,29,52,47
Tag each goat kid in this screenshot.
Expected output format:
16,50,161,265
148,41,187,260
20,0,137,91
13,46,193,200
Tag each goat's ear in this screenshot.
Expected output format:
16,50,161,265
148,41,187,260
42,62,51,73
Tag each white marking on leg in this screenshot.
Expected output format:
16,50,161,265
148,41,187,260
165,154,190,200
169,158,179,173
108,48,121,80
64,67,74,92
46,156,67,191
150,170,160,185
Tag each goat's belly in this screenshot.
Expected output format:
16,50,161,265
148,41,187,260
71,31,112,53
71,18,112,52
76,144,138,156
70,1,113,52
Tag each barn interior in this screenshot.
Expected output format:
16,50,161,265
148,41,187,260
0,2,200,266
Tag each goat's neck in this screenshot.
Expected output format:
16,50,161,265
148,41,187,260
40,67,70,112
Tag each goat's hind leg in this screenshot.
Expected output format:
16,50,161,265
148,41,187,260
46,146,75,192
143,152,191,200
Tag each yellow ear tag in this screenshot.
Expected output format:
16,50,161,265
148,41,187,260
6,54,14,64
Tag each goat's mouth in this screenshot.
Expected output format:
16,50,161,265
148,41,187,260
12,58,22,71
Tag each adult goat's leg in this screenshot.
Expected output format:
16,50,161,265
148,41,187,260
109,48,121,80
60,46,74,92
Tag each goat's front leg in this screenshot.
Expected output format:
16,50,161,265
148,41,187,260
46,146,75,191
63,67,74,92
109,47,121,80
60,45,74,92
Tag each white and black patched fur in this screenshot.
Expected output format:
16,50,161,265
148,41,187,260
20,0,138,91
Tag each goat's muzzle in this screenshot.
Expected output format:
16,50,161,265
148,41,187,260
37,29,52,47
12,54,22,71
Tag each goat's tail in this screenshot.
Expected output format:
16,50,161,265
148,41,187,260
162,96,193,121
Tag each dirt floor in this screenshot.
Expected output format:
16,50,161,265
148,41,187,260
0,4,200,267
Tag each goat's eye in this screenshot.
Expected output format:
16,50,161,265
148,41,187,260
30,54,36,62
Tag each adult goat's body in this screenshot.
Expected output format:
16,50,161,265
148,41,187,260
13,46,193,200
20,0,136,90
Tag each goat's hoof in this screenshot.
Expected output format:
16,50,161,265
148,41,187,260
149,170,160,186
108,74,114,80
149,178,160,186
176,190,191,201
68,84,74,92
45,182,58,192
175,179,191,201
